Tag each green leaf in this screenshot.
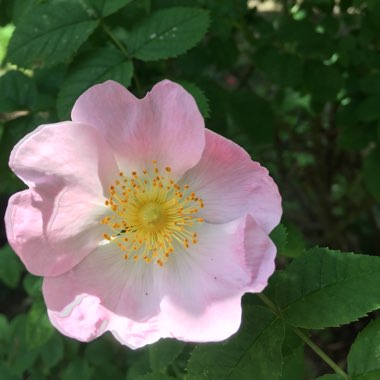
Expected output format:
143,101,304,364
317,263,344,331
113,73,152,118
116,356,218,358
0,363,20,380
279,327,304,380
40,333,64,369
85,337,117,365
126,348,151,380
57,47,133,119
304,64,343,102
135,374,175,380
187,305,284,380
8,315,40,375
279,346,304,380
360,73,380,94
270,224,288,255
281,223,306,258
0,314,10,355
23,273,43,297
11,0,40,24
255,49,303,87
313,376,345,380
177,81,210,118
229,91,275,146
356,95,380,122
126,7,210,61
62,359,93,380
82,0,133,17
7,1,99,68
274,247,380,329
148,339,184,371
0,71,37,112
338,118,376,152
0,245,23,288
25,300,54,349
0,114,48,195
348,318,380,380
0,24,14,64
363,147,380,202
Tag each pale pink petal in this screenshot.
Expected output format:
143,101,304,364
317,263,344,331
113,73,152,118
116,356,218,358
71,80,205,176
47,295,165,349
43,243,161,319
159,215,276,342
5,122,119,276
43,243,167,348
9,121,118,197
47,295,111,342
108,314,166,349
43,215,275,346
181,129,282,233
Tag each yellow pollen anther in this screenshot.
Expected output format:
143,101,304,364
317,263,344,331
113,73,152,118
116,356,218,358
100,161,205,266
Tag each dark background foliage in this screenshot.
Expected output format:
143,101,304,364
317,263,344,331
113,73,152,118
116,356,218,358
0,0,379,379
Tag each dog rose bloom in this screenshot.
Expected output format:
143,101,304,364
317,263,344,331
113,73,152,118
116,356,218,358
5,80,281,348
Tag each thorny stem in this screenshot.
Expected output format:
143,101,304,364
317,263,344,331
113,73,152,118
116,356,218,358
101,22,143,95
257,293,351,380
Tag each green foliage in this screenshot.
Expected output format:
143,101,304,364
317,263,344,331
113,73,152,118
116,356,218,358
62,359,94,380
304,64,344,102
271,248,380,329
0,0,379,379
148,339,185,371
57,47,133,119
0,70,37,112
0,24,14,64
270,224,288,255
25,300,54,349
126,7,210,61
229,90,275,146
82,0,133,17
40,334,64,369
0,245,23,288
7,1,99,68
363,147,380,202
135,373,175,380
280,224,306,258
187,306,284,380
177,81,210,118
279,346,304,380
23,273,43,297
347,318,380,380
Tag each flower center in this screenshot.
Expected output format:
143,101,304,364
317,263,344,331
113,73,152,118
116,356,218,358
101,161,204,266
139,202,164,231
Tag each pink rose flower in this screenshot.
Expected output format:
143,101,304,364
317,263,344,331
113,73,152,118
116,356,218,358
5,80,281,349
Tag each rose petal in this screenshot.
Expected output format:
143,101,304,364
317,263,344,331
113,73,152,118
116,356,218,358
43,243,167,348
71,80,205,176
5,122,118,276
46,295,165,349
43,243,162,319
160,215,276,342
42,214,275,346
181,129,282,232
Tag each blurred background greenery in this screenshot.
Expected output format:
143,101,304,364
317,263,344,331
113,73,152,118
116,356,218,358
0,0,379,379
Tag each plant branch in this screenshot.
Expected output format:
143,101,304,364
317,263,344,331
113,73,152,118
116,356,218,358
257,293,350,380
291,327,350,380
101,22,129,56
101,22,142,95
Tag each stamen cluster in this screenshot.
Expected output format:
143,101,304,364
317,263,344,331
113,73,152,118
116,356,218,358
101,161,204,266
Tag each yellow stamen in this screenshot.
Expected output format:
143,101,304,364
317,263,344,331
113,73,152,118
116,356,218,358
100,161,204,266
